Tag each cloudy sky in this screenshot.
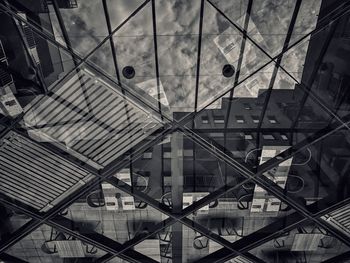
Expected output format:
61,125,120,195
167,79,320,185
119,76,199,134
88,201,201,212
52,0,321,115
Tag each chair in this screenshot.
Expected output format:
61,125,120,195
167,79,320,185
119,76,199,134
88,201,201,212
193,233,209,249
41,229,66,254
237,193,254,210
86,189,105,208
83,242,98,255
273,231,290,248
242,182,255,190
286,175,305,194
159,229,172,261
161,192,173,209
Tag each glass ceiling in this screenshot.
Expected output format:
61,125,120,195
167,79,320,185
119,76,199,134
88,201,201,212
0,0,350,262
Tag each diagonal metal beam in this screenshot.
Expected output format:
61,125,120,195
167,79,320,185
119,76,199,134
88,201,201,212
0,194,158,263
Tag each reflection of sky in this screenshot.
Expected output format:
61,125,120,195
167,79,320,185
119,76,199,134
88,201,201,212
51,0,321,112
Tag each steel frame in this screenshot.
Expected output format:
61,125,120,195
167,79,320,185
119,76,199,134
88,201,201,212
0,0,349,263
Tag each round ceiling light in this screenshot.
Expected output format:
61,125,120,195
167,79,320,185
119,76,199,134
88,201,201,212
222,64,235,78
122,66,135,79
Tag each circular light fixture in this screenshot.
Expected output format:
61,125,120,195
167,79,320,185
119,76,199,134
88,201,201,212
222,64,235,78
122,66,135,79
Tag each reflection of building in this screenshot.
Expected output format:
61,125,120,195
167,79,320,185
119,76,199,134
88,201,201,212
1,0,350,263
0,0,72,112
0,40,23,117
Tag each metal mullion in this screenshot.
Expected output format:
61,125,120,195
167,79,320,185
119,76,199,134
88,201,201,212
151,0,163,118
223,0,253,124
194,0,205,112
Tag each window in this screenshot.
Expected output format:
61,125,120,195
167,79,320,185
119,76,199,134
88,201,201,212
163,152,171,158
252,115,260,123
183,149,194,157
281,134,288,141
236,115,245,123
142,152,152,159
209,132,224,137
268,115,278,124
243,103,251,110
245,134,253,140
213,116,224,124
263,134,275,140
201,116,209,124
